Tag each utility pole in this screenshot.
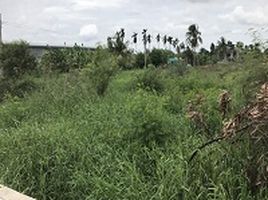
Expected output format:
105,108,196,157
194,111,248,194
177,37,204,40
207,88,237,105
0,13,2,43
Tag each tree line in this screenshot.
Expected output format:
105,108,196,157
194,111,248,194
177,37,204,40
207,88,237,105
107,24,267,67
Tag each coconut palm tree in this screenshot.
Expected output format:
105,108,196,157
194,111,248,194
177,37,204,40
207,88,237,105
186,24,203,65
132,32,138,44
107,29,128,55
186,24,203,50
156,34,161,48
132,32,138,49
210,43,216,55
142,29,148,68
180,42,186,51
147,34,152,50
163,35,167,49
119,28,125,41
217,37,227,60
173,38,179,49
167,36,173,49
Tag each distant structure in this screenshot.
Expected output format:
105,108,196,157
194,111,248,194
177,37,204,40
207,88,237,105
29,45,95,60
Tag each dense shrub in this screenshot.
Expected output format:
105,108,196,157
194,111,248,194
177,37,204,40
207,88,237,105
85,47,118,96
240,65,268,102
40,46,90,73
117,54,135,70
167,61,189,76
0,41,37,78
133,68,165,93
64,45,90,70
135,52,146,68
149,48,174,67
0,78,38,102
127,91,176,148
40,49,69,73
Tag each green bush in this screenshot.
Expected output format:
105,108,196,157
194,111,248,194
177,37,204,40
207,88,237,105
167,61,188,76
0,41,37,78
133,68,165,93
40,49,69,73
126,91,176,148
0,78,38,102
149,48,174,67
85,47,119,96
40,46,90,73
135,52,146,68
117,54,135,70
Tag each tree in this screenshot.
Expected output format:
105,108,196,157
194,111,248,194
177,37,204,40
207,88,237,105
210,43,216,55
0,41,36,78
142,29,148,68
198,48,210,65
186,24,203,50
163,35,167,49
180,42,186,51
167,36,173,49
132,32,138,44
183,46,194,66
149,48,169,67
173,38,179,49
156,34,161,48
119,28,125,40
217,37,227,60
186,24,202,66
147,34,152,50
107,29,128,55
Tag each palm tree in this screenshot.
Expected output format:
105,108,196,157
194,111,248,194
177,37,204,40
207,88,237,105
147,34,152,50
173,38,179,49
167,36,173,49
156,34,161,48
186,24,203,50
217,37,227,60
163,35,167,49
107,29,128,55
142,29,148,68
107,36,113,50
180,42,186,51
186,24,203,65
119,28,125,41
210,43,215,54
132,32,138,49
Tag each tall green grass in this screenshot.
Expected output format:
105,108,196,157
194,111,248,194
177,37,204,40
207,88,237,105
0,62,267,199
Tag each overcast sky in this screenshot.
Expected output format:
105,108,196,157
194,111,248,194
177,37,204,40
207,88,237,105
1,0,268,49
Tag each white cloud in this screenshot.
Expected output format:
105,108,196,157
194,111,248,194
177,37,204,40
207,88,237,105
79,24,98,40
221,6,268,26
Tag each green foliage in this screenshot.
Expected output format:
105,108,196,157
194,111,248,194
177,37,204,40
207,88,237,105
107,29,129,56
167,60,188,76
85,47,119,96
149,48,174,67
40,46,90,73
237,64,268,102
0,78,38,102
0,57,267,200
133,68,165,93
135,52,147,68
117,54,135,70
127,91,175,147
0,41,37,78
40,49,69,73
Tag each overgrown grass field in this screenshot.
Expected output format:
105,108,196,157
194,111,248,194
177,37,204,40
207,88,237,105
0,61,267,199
